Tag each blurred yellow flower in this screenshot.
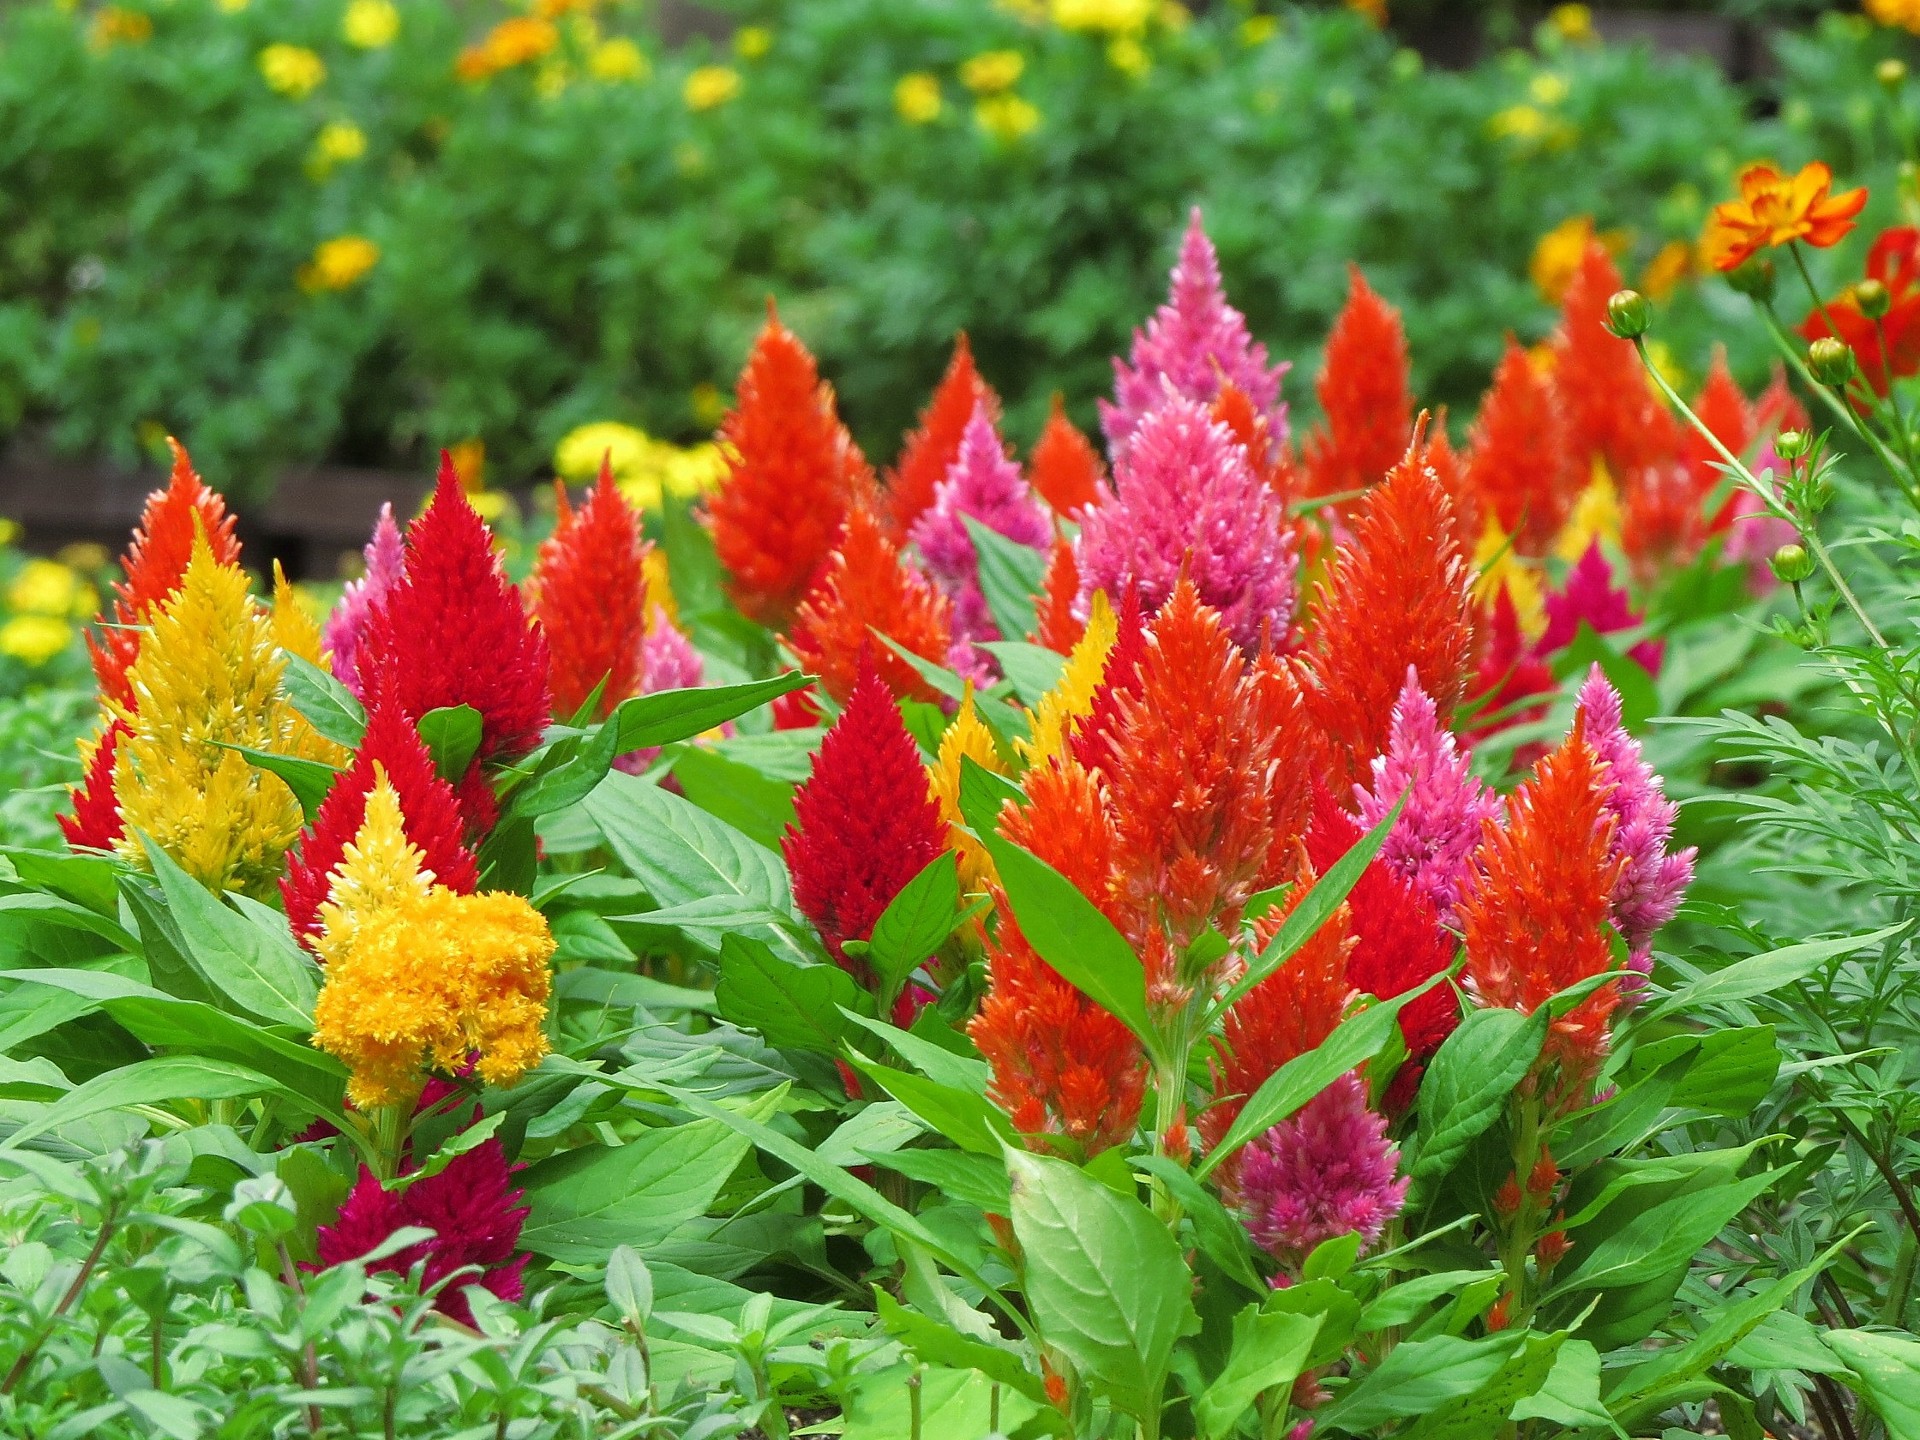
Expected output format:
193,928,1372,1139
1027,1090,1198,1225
456,17,558,81
1553,466,1623,561
300,235,380,292
0,519,19,547
689,382,726,429
259,44,327,99
1548,4,1595,42
535,60,571,98
1867,0,1920,33
1640,239,1694,302
308,119,367,177
589,37,649,82
1529,72,1569,106
1488,104,1549,142
58,541,111,573
895,72,943,123
734,25,772,59
1238,14,1277,45
0,616,71,667
683,64,742,110
1529,216,1628,304
1471,523,1545,639
555,422,724,510
642,547,678,629
88,7,153,50
961,50,1025,94
217,0,250,13
1345,0,1386,26
8,559,81,617
1107,36,1150,76
342,0,400,49
975,93,1041,142
1049,0,1151,34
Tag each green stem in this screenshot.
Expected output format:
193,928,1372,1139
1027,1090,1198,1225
1883,1230,1918,1327
1756,302,1917,500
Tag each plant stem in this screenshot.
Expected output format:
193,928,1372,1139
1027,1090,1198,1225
276,1241,325,1437
1882,1230,1917,1327
0,1200,117,1395
1756,301,1917,500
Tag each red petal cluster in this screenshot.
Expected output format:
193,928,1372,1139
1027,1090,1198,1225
887,336,999,537
59,719,130,852
281,693,479,945
1027,395,1107,519
1069,588,1147,781
789,507,953,705
711,309,874,625
529,464,650,721
1552,244,1677,483
1302,267,1413,503
1032,536,1084,655
1466,340,1571,555
782,658,946,980
1800,226,1920,396
1625,350,1755,574
87,439,241,712
1463,588,1555,748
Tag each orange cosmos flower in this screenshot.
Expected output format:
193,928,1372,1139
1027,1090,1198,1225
1701,161,1867,273
788,506,952,704
887,335,999,537
528,462,651,720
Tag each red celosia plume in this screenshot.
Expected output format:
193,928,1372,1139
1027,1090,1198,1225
1032,536,1084,654
59,718,130,851
1467,340,1572,555
529,462,650,721
1551,244,1678,483
1302,267,1414,503
788,506,952,705
1069,587,1149,783
887,335,999,537
1462,587,1555,747
1026,394,1107,519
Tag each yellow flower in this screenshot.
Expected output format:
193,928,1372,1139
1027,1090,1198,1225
961,50,1025,94
1552,464,1623,562
0,518,19,547
1344,0,1386,26
8,559,81,618
113,537,346,898
87,6,153,50
1471,521,1545,640
218,0,251,13
1238,14,1277,45
683,64,741,111
589,36,649,82
1049,0,1151,34
641,547,678,631
1867,0,1920,33
312,777,555,1109
342,0,399,49
269,563,328,665
1157,0,1190,28
1639,238,1694,302
58,541,110,573
308,120,367,178
536,60,571,99
689,381,726,429
927,686,1005,897
1488,104,1549,142
0,616,72,667
734,25,772,59
895,72,943,124
1106,36,1149,76
1528,216,1628,305
300,235,380,292
1548,4,1595,42
975,94,1041,142
259,44,327,99
1019,591,1115,769
1528,72,1569,107
555,421,650,483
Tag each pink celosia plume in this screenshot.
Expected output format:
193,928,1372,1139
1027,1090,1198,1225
1237,1073,1408,1268
1540,542,1664,675
325,504,406,699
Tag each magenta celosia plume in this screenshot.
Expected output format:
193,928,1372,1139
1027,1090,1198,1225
325,503,406,701
1354,668,1502,924
1101,209,1289,458
1540,542,1664,676
909,402,1051,645
1237,1073,1408,1268
1574,666,1695,967
1076,391,1296,651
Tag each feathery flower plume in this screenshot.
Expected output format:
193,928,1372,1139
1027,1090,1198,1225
709,307,872,625
1238,1074,1408,1267
312,777,554,1108
1252,650,1322,863
783,657,947,981
1417,419,1478,551
325,504,406,702
1467,340,1572,555
1211,380,1288,500
282,694,478,947
359,458,552,777
270,565,327,668
1027,395,1107,519
789,506,952,704
318,1139,529,1326
1302,267,1414,502
1574,667,1694,962
113,538,345,898
1304,436,1475,789
1101,209,1288,458
529,463,649,720
1540,542,1664,675
909,403,1051,643
1020,592,1117,769
1354,669,1502,924
1033,536,1085,654
87,439,241,712
1681,347,1755,490
59,719,130,852
927,687,1005,898
1551,245,1677,482
970,756,1145,1154
1077,392,1296,652
1459,719,1623,1095
887,335,999,537
1070,588,1148,782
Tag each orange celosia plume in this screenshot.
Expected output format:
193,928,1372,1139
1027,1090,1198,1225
1551,245,1678,483
1032,536,1084,654
1302,267,1414,504
528,462,651,720
1467,340,1572,556
1026,394,1107,519
788,506,952,705
886,334,998,538
709,307,873,626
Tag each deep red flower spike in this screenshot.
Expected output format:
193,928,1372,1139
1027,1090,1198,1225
59,719,130,852
529,461,650,720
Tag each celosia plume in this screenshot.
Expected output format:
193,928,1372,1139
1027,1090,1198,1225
927,687,1005,897
1101,209,1288,458
1077,391,1297,652
1237,1074,1408,1268
910,403,1051,643
789,506,952,704
1463,586,1556,746
709,308,873,625
1681,347,1755,490
1467,339,1573,556
1302,267,1414,502
1551,244,1677,482
1539,542,1664,675
887,334,999,536
325,504,406,702
1069,588,1148,782
1020,591,1117,770
783,657,947,981
529,464,650,720
1032,536,1085,654
1027,394,1107,518
59,719,130,852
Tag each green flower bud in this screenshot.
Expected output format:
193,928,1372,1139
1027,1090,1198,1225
1604,289,1651,340
1808,474,1837,514
1808,337,1857,386
1727,256,1776,301
1774,429,1809,460
1855,278,1891,320
1770,543,1815,584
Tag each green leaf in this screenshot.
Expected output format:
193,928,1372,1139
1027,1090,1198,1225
840,1009,989,1092
1650,922,1908,1018
1,1056,289,1149
670,745,796,851
963,516,1047,644
418,704,484,783
1404,1331,1567,1440
1553,623,1658,730
584,770,791,915
225,746,339,822
845,1057,1013,1155
1824,1330,1920,1439
141,838,317,1029
1623,1025,1780,1117
1195,1304,1321,1440
1006,1147,1196,1420
610,673,810,753
1412,1007,1547,1184
842,1361,1043,1440
1551,1169,1783,1296
1,847,122,916
874,1290,1046,1400
715,934,871,1052
1132,1154,1266,1294
608,896,792,954
1314,1333,1525,1433
955,753,1026,838
508,718,624,820
981,831,1151,1048
1509,1339,1615,1430
866,1147,1010,1214
518,1118,751,1262
865,854,962,997
978,640,1065,706
281,654,367,750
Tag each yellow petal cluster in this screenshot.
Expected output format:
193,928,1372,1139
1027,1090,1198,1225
927,686,1005,897
1552,464,1624,562
1471,520,1546,640
683,65,742,111
1018,590,1115,769
312,778,555,1109
259,44,327,99
112,537,345,897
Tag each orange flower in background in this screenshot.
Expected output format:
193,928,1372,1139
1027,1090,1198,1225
1027,394,1107,519
1032,535,1084,654
1301,266,1413,505
1800,226,1920,396
1467,340,1572,556
528,462,650,720
788,506,952,704
1551,244,1677,482
887,335,999,536
1701,161,1867,273
456,16,558,81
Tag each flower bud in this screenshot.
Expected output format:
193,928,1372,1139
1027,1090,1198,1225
1770,543,1815,584
1727,256,1776,301
1774,429,1809,460
1604,288,1650,340
1855,278,1892,320
1808,337,1857,386
1808,474,1837,514
1880,58,1908,90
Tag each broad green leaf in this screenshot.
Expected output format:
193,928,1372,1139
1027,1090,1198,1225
605,1245,654,1326
225,746,339,822
840,1009,989,1092
1403,1331,1566,1439
1509,1339,1615,1430
1195,1304,1320,1440
1314,1332,1524,1433
1825,1330,1920,1439
955,754,1026,838
608,896,791,954
874,1291,1046,1400
1132,1154,1266,1294
2,1056,287,1149
845,1057,1013,1155
508,717,624,820
866,1147,1010,1214
1,847,121,915
979,640,1065,706
519,1117,750,1262
963,516,1047,644
1554,623,1658,729
670,745,796,851
1624,1025,1780,1118
1650,922,1908,1017
584,770,791,915
842,1361,1042,1440
0,891,135,950
141,839,316,1029
281,655,366,750
1413,1007,1546,1184
1361,1271,1507,1331
715,934,871,1052
611,673,809,752
1006,1147,1196,1421
1551,1169,1782,1296
418,704,484,783
864,854,962,998
0,1056,70,1100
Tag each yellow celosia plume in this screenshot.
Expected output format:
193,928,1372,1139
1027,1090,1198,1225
1018,590,1116,769
927,685,1005,897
